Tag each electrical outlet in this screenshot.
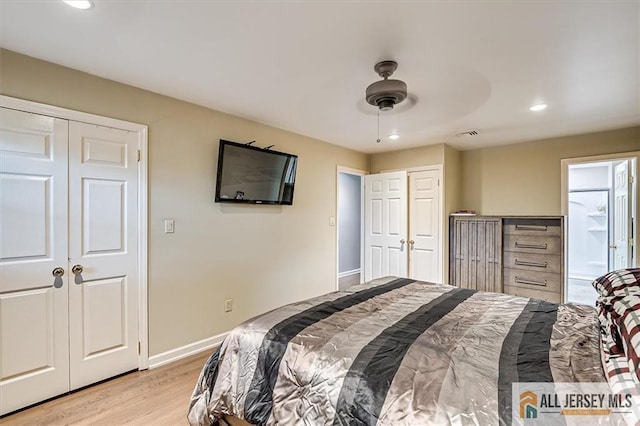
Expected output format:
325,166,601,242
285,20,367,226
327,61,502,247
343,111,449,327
224,298,233,312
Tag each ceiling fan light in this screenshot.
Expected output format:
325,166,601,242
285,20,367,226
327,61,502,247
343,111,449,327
63,0,93,9
389,134,400,140
529,103,548,112
377,98,395,111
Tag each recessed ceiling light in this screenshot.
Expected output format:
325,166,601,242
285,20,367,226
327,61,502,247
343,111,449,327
63,0,93,9
388,134,400,140
529,104,548,112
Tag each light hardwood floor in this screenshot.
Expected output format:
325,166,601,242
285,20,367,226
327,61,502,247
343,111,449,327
0,351,212,426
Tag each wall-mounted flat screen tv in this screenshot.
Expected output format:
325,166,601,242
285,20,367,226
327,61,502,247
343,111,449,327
215,139,298,205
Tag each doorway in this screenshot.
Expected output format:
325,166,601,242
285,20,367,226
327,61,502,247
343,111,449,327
0,96,149,415
362,167,443,284
563,156,638,305
336,167,366,291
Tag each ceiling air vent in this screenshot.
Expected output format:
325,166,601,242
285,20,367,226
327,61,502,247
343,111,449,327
455,129,479,137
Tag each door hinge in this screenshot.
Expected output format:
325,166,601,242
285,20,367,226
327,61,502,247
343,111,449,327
137,341,141,355
438,179,440,187
630,238,635,247
630,175,635,185
137,150,141,162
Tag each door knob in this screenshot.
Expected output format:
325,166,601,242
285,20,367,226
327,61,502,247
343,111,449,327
71,264,84,275
52,267,64,288
400,239,406,245
409,239,415,249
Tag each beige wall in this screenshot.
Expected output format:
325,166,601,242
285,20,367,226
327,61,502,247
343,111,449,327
370,143,455,284
0,49,368,356
370,143,444,173
461,127,640,215
442,145,462,283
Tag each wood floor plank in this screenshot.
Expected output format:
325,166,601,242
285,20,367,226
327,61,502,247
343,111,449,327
0,351,213,426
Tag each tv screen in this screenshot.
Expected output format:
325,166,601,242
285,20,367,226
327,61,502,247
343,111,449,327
215,140,298,205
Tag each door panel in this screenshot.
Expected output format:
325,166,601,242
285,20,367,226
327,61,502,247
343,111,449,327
614,161,631,269
2,175,50,259
364,171,408,281
68,121,139,390
371,199,382,234
388,197,402,235
0,108,69,415
388,247,402,276
81,277,128,358
1,289,57,378
83,179,126,254
409,170,441,282
370,246,382,279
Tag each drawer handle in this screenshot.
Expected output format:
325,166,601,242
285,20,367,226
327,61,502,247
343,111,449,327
515,242,548,250
515,276,548,287
515,225,548,231
515,259,548,268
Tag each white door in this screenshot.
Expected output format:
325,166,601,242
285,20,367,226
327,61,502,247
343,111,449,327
613,161,632,269
68,122,139,390
0,108,70,414
0,109,140,414
364,171,408,282
408,169,441,283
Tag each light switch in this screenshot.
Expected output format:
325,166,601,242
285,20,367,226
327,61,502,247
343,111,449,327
329,216,336,226
164,219,175,234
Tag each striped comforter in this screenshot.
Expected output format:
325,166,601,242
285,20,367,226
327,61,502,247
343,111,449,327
188,277,605,425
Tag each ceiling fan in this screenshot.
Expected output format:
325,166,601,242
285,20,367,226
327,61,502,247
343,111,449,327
365,60,408,111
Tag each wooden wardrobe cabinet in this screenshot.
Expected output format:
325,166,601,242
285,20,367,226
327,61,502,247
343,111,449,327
449,215,565,303
450,216,502,293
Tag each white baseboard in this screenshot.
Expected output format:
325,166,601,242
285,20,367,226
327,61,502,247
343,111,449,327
338,268,361,279
148,331,229,369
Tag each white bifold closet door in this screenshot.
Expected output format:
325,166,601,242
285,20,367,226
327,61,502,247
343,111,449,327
364,171,409,282
364,169,442,283
408,169,441,282
0,108,140,415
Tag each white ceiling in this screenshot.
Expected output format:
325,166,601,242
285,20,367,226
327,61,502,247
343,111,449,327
1,1,639,154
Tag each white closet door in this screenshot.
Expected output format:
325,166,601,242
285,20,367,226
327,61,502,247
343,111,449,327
408,169,441,283
364,171,408,282
68,121,139,390
0,108,70,414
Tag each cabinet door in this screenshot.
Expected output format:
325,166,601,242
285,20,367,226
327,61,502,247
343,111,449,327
484,219,502,293
450,217,502,293
477,220,488,291
454,218,470,288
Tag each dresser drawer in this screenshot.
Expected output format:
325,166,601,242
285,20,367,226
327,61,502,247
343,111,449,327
503,251,561,274
504,234,561,255
504,284,561,304
503,268,562,294
504,218,561,237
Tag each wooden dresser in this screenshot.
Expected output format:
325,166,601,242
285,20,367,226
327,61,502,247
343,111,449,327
502,217,564,303
449,216,565,303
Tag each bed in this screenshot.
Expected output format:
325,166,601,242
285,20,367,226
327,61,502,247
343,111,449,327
188,273,640,425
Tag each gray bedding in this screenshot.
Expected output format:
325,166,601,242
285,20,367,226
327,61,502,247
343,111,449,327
188,277,606,425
